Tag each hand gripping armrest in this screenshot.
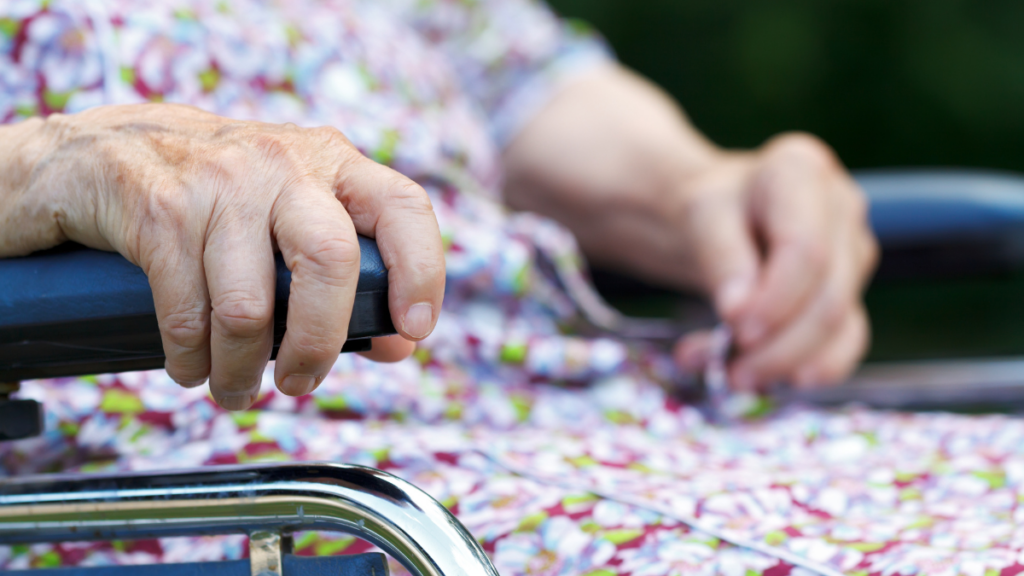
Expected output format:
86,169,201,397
0,238,396,381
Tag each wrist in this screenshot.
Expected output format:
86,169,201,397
0,115,69,257
574,147,737,285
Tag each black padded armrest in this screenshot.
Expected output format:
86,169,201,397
0,237,395,381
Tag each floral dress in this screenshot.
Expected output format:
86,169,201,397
3,2,1024,575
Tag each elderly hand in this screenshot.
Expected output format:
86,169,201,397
0,103,445,410
504,65,877,391
667,135,878,391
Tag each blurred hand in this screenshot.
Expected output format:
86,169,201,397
0,103,445,409
669,134,878,391
504,65,877,390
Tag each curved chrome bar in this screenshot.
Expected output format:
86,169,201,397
0,462,498,576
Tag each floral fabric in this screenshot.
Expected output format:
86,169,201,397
1,1,1022,576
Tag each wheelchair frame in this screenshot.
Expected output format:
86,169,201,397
0,463,498,576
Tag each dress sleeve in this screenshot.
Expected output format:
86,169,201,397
388,0,615,147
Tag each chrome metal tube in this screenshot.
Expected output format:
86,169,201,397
0,463,498,576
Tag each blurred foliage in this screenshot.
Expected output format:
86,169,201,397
867,272,1024,360
548,0,1024,172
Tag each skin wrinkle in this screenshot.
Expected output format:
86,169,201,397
0,102,446,409
284,225,361,288
160,297,211,351
210,286,275,341
506,64,877,390
0,120,70,255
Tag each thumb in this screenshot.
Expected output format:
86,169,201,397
358,335,416,363
688,196,761,322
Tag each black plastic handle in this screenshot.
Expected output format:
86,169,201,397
0,237,395,381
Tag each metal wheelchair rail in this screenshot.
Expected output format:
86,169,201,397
0,463,498,576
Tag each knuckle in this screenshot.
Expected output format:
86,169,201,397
312,124,352,148
847,186,870,223
133,186,190,262
161,303,209,349
807,240,829,269
862,232,881,273
293,232,361,286
414,257,447,285
787,232,828,269
673,190,703,226
212,291,274,339
852,306,871,347
820,291,849,332
140,183,188,227
212,121,251,140
769,132,838,170
248,130,302,171
197,144,248,188
40,112,75,142
288,333,343,364
386,178,434,214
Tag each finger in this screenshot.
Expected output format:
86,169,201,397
333,155,446,342
358,335,416,363
147,241,212,388
736,137,834,347
272,188,360,397
849,186,881,288
683,169,761,320
730,251,859,390
824,170,878,291
673,330,715,372
205,217,277,410
793,307,869,389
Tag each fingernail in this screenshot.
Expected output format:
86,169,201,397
740,319,767,345
732,366,757,392
217,393,254,411
281,374,318,396
174,378,208,389
401,302,434,339
716,276,754,317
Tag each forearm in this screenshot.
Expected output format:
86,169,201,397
504,64,876,388
0,117,65,258
502,64,725,289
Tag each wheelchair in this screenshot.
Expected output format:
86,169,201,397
0,239,498,576
3,169,1024,576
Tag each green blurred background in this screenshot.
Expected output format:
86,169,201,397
548,0,1024,172
546,0,1024,361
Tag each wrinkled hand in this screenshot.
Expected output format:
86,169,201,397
671,134,878,390
502,66,876,391
1,103,445,409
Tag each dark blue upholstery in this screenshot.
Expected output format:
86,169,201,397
0,236,394,381
0,236,388,328
0,553,386,576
